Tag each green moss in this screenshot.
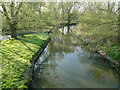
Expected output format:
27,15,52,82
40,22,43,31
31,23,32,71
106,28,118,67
1,33,49,88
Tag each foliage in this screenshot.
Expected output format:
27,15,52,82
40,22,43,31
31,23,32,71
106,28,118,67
1,2,79,35
0,2,119,87
0,33,49,88
74,2,119,63
86,29,119,61
75,2,119,62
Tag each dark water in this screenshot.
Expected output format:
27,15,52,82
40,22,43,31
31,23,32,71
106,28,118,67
30,32,119,88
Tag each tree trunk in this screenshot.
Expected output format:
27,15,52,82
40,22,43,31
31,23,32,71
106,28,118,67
10,2,17,38
62,27,64,34
67,7,71,33
108,0,110,13
118,2,120,44
10,24,17,38
67,25,70,33
61,2,64,21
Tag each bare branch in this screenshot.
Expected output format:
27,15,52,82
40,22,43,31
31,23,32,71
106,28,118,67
1,3,11,24
15,2,22,16
0,10,3,14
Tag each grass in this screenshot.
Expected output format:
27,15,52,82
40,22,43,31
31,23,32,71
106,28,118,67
75,26,119,74
0,33,49,88
85,29,119,61
75,24,119,62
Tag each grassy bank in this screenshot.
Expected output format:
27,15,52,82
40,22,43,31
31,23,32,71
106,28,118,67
1,33,49,88
74,25,119,71
83,30,119,60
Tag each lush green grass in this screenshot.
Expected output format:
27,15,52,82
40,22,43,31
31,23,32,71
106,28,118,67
1,33,49,88
85,29,119,61
76,27,119,62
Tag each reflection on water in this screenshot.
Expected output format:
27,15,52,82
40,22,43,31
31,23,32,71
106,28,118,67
30,32,119,88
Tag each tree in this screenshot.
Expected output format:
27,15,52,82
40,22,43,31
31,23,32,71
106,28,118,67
118,1,120,43
0,2,22,38
60,2,78,33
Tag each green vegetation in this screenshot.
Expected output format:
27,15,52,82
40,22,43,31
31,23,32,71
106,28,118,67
87,30,118,61
76,29,119,61
1,2,79,38
0,1,119,88
72,2,119,65
1,33,49,88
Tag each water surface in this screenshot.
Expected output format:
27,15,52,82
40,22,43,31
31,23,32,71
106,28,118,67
30,32,119,88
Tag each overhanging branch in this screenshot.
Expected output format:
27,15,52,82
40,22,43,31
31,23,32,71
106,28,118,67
15,2,22,16
2,3,11,25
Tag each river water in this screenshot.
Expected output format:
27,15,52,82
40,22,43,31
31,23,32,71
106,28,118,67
30,31,119,88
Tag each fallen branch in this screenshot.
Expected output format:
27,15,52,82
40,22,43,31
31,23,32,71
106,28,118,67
97,50,119,67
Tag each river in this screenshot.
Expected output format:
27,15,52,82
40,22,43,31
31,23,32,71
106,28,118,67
30,30,119,88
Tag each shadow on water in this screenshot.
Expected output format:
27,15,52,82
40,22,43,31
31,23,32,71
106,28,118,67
30,30,119,88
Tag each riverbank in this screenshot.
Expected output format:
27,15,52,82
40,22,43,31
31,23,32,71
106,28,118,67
1,33,50,88
74,27,119,73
